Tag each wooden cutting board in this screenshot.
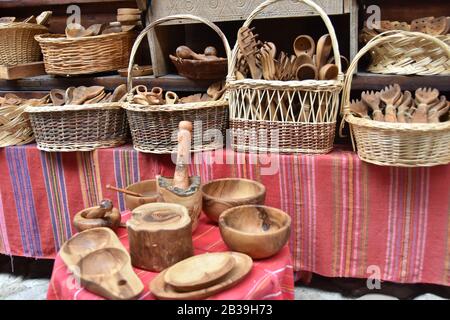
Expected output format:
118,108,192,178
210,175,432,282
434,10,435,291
59,227,144,300
150,252,253,300
0,62,46,80
164,252,235,292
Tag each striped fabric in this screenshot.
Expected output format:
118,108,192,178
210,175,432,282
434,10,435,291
47,212,295,300
0,144,448,286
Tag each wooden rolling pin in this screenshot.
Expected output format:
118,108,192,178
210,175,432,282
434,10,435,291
172,121,192,191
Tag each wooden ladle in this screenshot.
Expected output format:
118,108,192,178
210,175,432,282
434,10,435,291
412,87,440,123
379,84,401,123
316,34,332,71
50,89,66,106
293,35,315,57
296,63,318,80
318,64,338,80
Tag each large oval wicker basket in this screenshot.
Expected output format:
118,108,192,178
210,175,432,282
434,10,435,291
361,28,450,75
123,14,230,154
35,31,135,75
0,22,48,65
25,103,128,152
341,31,450,167
227,0,344,154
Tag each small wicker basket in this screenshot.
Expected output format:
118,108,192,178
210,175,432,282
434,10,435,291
26,103,128,152
341,31,450,167
0,22,48,65
227,0,344,154
35,31,135,75
360,28,450,76
123,14,230,154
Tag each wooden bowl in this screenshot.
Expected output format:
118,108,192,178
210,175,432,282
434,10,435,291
73,207,121,232
124,179,160,211
169,54,227,80
219,205,291,259
201,178,266,223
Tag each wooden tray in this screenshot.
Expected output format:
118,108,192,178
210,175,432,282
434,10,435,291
150,252,252,300
164,252,235,292
59,227,144,300
0,61,46,79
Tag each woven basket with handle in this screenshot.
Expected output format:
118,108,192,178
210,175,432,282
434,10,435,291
341,31,450,167
0,22,48,65
26,102,128,152
35,31,135,75
123,14,230,154
226,0,344,154
361,27,450,75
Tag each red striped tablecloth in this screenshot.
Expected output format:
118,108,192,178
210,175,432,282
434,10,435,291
47,212,295,300
0,144,449,286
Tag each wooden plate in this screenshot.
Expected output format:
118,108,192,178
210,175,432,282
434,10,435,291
164,252,235,292
150,252,252,300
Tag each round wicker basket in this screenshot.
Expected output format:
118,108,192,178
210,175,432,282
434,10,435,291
341,31,450,167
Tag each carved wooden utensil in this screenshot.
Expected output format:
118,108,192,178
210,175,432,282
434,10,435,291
176,46,216,61
107,184,143,197
293,35,315,57
66,23,93,38
316,34,332,71
110,84,127,102
425,16,449,35
71,86,105,105
412,87,440,123
380,84,401,122
361,91,384,121
349,99,370,119
396,90,413,123
237,26,262,79
50,89,66,106
411,16,434,32
173,121,192,190
428,96,449,123
318,64,339,80
296,63,318,80
36,11,52,26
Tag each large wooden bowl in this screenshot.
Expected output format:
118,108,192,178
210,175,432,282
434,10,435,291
169,55,227,80
124,179,160,211
201,178,266,223
219,205,291,259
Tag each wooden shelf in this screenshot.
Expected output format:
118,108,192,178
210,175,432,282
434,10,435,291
351,72,450,92
0,74,214,92
0,0,128,8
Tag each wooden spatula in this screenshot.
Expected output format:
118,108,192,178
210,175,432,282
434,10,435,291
412,87,440,123
361,91,384,121
237,26,262,79
379,84,401,122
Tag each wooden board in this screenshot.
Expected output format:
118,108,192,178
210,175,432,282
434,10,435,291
0,62,46,80
164,252,236,292
150,252,253,300
59,227,144,300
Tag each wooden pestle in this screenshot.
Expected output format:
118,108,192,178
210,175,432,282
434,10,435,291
172,121,192,191
106,184,143,197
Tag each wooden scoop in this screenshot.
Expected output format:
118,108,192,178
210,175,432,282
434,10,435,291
362,91,384,121
50,89,66,106
296,63,318,80
412,87,440,123
316,34,332,71
379,84,401,122
165,91,179,104
106,184,143,197
173,121,192,190
293,35,315,57
319,64,339,80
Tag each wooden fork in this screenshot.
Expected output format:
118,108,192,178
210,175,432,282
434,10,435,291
396,91,413,123
428,96,449,123
361,91,384,121
379,84,401,122
412,87,440,123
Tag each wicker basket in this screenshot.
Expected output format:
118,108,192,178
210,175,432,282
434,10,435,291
123,15,230,154
25,103,128,152
0,22,47,65
361,28,450,75
341,31,450,167
227,0,344,154
35,32,135,75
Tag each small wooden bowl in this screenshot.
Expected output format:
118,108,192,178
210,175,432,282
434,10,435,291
169,55,227,80
124,179,160,211
201,178,266,223
219,205,291,259
73,207,121,232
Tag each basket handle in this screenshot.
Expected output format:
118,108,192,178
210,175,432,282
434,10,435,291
126,14,232,98
339,30,450,140
226,0,343,80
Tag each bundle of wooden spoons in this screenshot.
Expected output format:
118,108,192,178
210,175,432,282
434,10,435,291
349,84,449,123
150,251,253,300
49,84,127,106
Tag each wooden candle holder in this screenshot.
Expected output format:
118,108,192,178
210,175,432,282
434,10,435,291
127,203,193,272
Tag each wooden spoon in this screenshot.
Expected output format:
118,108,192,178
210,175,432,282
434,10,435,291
327,55,349,73
316,34,332,71
106,184,143,197
50,89,66,106
237,26,262,79
293,35,315,57
319,64,339,80
296,63,318,80
396,91,413,123
175,46,217,61
361,91,384,121
428,96,448,123
71,86,105,105
412,87,440,123
349,99,370,119
379,84,401,122
207,81,226,101
65,87,75,104
110,84,127,102
84,92,106,104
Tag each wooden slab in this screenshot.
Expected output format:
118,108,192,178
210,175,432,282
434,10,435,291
150,252,253,300
0,62,46,80
59,228,144,300
164,252,235,292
